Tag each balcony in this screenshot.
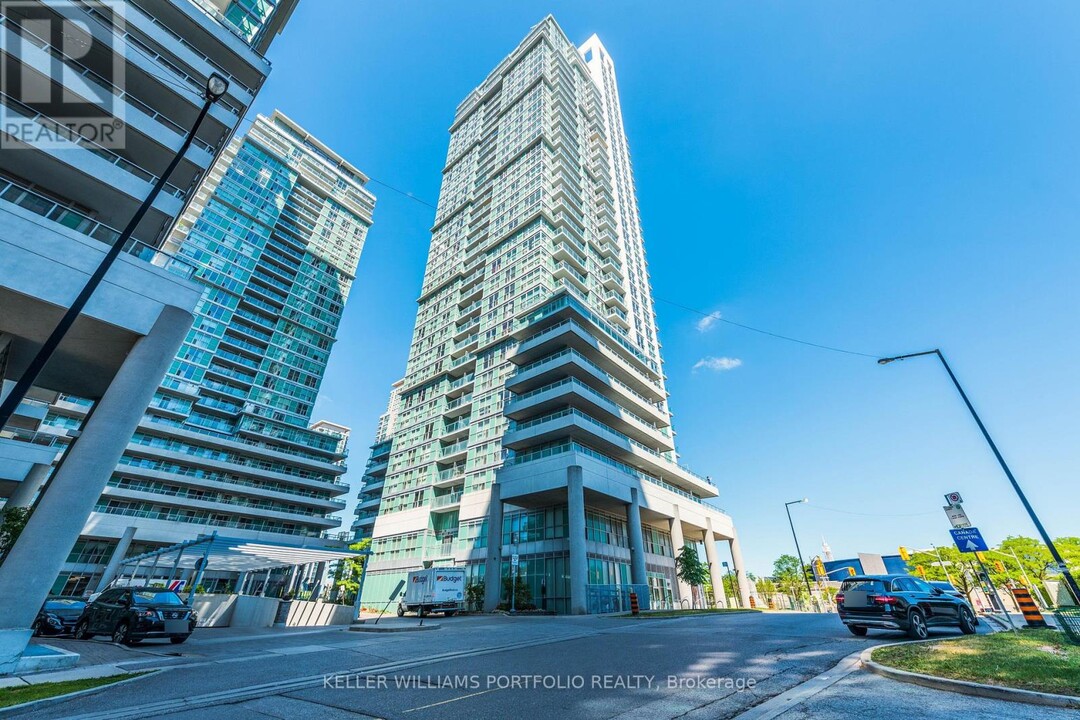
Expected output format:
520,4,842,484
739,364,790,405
438,439,469,463
433,467,466,488
431,491,463,512
443,394,473,419
505,377,674,452
440,418,471,442
503,407,716,498
0,176,194,279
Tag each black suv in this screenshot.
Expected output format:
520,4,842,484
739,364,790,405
837,574,977,639
74,587,196,645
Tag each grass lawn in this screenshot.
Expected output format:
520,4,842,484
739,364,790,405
614,608,761,618
872,629,1080,697
0,673,145,709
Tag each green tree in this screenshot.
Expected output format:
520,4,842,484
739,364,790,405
333,539,371,604
675,544,709,608
755,577,777,601
908,546,980,598
998,535,1079,606
772,554,808,600
465,580,485,611
0,506,31,563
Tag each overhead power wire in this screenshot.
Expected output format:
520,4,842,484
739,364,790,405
653,298,879,359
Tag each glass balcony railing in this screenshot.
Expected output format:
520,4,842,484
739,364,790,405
0,176,195,279
505,441,716,506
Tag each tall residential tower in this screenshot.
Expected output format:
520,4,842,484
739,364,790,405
48,111,376,595
363,18,749,614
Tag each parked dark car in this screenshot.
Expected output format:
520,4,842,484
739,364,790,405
33,597,87,636
927,581,979,625
74,587,196,645
836,574,977,639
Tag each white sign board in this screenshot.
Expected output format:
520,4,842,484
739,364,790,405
945,491,963,505
944,504,972,529
511,554,519,567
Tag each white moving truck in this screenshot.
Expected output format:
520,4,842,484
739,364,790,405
397,567,466,617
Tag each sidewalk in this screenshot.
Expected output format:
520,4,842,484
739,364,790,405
10,623,354,688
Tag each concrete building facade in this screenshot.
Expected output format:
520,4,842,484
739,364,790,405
351,379,403,541
0,0,299,672
362,17,749,615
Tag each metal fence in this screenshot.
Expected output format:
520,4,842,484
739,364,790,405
1054,607,1080,644
586,584,651,614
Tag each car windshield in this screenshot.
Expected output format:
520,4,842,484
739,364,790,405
44,599,84,610
132,591,185,606
840,579,888,592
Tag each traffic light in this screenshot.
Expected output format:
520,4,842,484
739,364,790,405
976,551,987,563
994,560,1006,573
915,565,927,578
813,558,826,579
847,567,856,576
898,546,911,561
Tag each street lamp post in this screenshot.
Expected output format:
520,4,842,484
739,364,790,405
878,349,1080,605
0,73,230,429
784,499,813,603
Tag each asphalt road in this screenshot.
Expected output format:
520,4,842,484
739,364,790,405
12,611,1048,720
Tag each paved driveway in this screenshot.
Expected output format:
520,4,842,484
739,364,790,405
14,611,1037,720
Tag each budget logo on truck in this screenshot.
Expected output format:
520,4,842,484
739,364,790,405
436,575,463,583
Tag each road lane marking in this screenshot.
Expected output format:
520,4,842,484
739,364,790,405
58,630,599,720
402,688,499,713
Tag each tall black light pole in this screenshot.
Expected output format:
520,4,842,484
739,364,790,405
878,348,1080,604
0,73,230,429
784,498,813,600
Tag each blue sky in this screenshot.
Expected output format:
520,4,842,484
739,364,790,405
248,1,1080,576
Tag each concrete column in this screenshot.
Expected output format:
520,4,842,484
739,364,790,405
703,519,727,609
4,463,51,508
669,506,692,606
729,530,752,608
94,526,138,593
626,488,646,586
483,483,504,612
310,562,327,600
0,305,191,672
567,465,588,615
259,568,272,597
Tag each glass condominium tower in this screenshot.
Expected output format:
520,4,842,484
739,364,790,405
48,111,375,595
364,17,749,614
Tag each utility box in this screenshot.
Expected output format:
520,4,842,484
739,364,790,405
397,568,466,617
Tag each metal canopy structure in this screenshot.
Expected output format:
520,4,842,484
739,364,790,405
116,533,361,590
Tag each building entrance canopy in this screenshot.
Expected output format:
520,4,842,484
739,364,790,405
118,533,362,576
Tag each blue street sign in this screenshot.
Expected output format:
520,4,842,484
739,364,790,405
950,527,989,553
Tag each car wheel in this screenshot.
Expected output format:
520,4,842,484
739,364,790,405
958,607,977,635
74,620,94,640
444,610,456,617
396,605,405,617
906,609,929,639
847,625,868,637
112,622,137,646
170,636,188,645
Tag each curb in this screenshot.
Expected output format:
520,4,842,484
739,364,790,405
0,668,160,717
348,623,440,633
606,610,762,619
860,643,1080,710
